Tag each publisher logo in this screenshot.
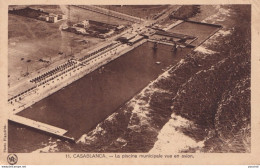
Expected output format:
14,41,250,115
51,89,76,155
7,154,18,165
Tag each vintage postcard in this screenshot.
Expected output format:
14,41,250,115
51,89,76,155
0,0,260,165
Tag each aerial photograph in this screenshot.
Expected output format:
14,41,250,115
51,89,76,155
7,5,250,153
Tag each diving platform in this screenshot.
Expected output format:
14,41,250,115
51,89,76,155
148,39,195,48
149,39,175,46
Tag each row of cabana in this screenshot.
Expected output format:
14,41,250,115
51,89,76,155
30,60,77,83
79,42,118,62
8,85,37,102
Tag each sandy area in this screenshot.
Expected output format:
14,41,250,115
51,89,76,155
8,6,104,89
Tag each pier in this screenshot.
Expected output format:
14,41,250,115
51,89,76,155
72,5,144,24
9,114,75,142
163,20,184,31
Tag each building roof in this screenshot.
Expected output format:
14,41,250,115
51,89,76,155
121,33,136,40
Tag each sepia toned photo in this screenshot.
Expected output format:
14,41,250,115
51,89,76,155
1,0,260,165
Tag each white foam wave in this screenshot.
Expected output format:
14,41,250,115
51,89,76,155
195,46,216,54
149,113,204,153
32,142,58,153
202,5,231,24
